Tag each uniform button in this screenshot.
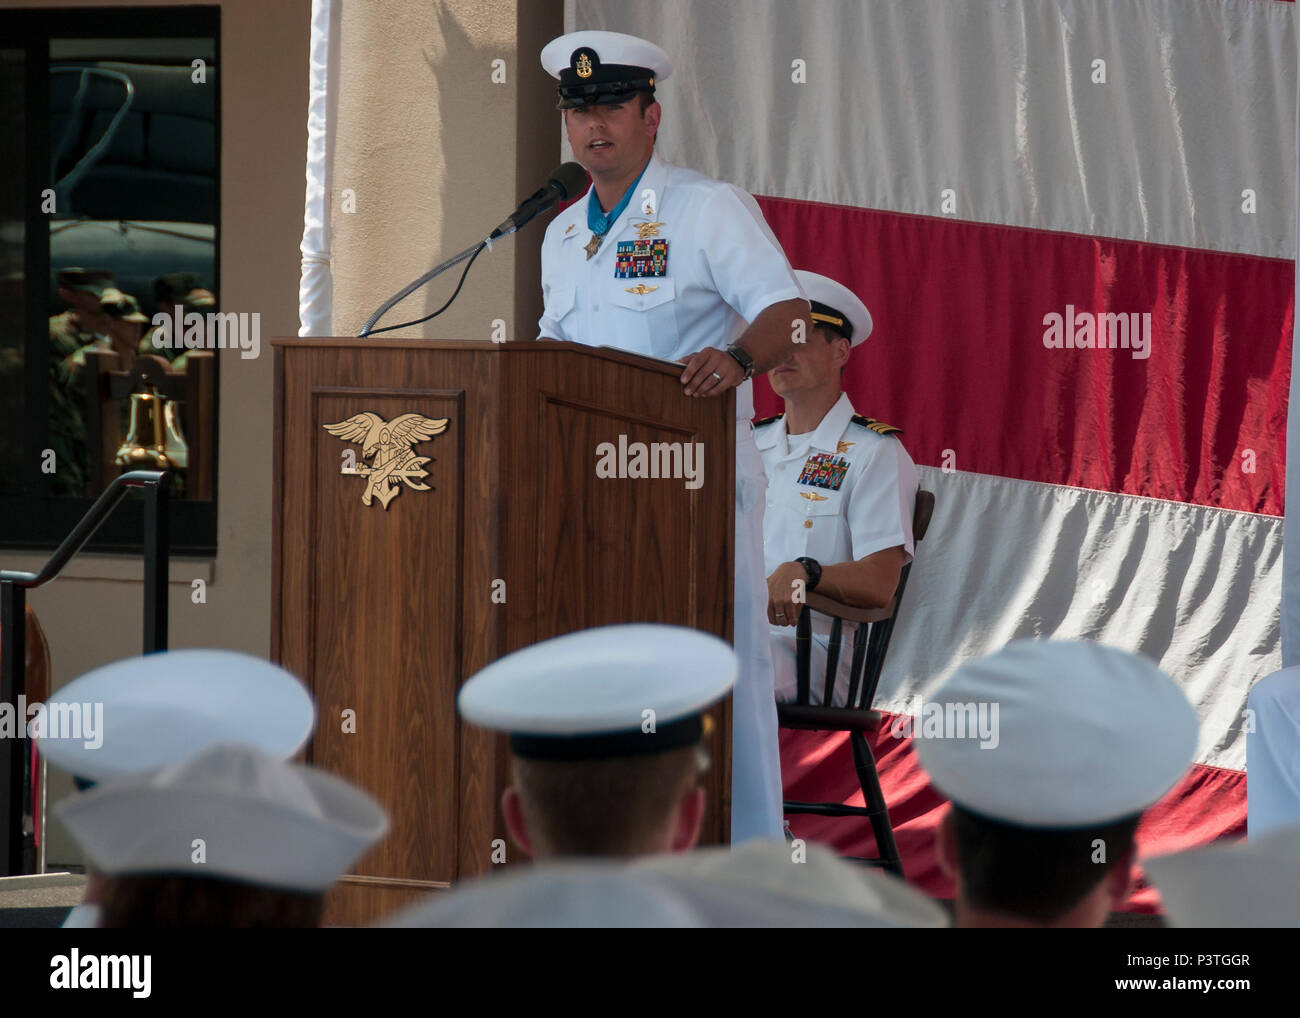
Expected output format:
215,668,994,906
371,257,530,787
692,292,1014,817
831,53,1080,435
766,500,774,508
804,519,813,529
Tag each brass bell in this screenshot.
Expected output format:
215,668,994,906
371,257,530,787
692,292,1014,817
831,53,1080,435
115,388,172,469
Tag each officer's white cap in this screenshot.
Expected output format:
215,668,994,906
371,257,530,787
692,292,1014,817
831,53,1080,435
37,649,315,783
55,743,387,892
915,640,1199,827
542,30,673,81
1145,825,1300,928
458,624,735,760
795,270,873,347
542,31,673,110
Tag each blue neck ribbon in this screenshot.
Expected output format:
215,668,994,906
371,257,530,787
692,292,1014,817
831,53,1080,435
587,160,650,237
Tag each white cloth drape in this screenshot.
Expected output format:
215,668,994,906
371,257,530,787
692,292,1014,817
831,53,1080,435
299,0,335,337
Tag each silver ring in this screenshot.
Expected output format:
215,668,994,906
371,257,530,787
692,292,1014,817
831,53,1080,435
775,611,786,617
711,371,723,383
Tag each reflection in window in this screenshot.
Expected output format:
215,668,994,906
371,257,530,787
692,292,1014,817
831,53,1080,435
0,9,220,554
47,38,217,500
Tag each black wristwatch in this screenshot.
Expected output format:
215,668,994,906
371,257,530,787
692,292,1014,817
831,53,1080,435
724,343,756,380
795,556,822,590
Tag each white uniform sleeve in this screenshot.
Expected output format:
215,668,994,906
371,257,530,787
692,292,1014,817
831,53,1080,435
698,185,804,324
846,436,919,564
537,229,572,341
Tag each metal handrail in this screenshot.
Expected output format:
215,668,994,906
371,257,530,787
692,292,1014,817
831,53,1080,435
0,470,170,875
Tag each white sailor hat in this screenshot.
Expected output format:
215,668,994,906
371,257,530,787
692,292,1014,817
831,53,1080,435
55,743,387,892
1145,825,1300,928
36,649,315,784
915,640,1199,828
795,270,872,347
458,624,735,761
387,839,949,928
634,839,949,928
541,30,673,110
384,862,707,928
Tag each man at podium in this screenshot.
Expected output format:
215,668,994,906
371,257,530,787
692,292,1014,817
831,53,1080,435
537,30,812,843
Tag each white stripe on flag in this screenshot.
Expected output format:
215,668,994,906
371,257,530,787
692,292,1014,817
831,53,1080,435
876,467,1280,771
576,0,1296,258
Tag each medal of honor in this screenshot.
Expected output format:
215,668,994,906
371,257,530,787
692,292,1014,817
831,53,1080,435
585,233,605,259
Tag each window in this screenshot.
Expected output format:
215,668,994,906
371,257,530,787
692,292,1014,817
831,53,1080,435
0,6,220,554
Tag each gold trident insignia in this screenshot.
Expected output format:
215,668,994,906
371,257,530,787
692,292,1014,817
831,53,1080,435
575,52,593,78
635,221,666,239
323,412,448,510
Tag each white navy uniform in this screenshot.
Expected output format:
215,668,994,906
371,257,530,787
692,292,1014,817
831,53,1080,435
538,150,804,842
756,393,918,706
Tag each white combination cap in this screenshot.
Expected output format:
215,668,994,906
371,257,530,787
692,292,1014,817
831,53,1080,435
1146,824,1300,928
542,31,672,109
915,639,1199,827
55,743,387,892
37,649,315,783
458,624,735,760
795,270,873,347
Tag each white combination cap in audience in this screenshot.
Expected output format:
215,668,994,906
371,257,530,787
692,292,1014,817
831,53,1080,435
36,649,315,783
1146,824,1300,928
55,743,387,892
459,624,736,760
916,639,1200,827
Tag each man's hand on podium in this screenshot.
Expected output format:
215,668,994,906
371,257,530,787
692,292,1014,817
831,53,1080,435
680,346,744,397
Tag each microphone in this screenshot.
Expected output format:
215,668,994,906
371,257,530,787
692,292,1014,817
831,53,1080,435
489,162,589,239
359,162,589,337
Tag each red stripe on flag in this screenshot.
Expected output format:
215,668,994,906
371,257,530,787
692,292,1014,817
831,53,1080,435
755,197,1293,515
781,721,1246,914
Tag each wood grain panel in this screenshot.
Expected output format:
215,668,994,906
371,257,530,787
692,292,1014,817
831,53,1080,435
274,338,736,922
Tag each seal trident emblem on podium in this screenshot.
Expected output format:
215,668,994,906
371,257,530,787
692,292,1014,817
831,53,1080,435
323,412,448,509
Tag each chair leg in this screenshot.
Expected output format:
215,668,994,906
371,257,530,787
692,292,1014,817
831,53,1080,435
850,731,903,878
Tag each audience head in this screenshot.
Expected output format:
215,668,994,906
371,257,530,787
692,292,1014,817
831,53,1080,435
56,743,387,927
458,624,735,860
918,639,1199,927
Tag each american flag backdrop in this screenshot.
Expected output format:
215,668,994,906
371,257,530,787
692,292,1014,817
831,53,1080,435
569,0,1296,908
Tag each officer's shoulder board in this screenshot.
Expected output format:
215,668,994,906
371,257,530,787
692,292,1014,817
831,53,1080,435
850,413,903,436
753,414,784,428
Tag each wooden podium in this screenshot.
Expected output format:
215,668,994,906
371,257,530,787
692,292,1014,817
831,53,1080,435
271,338,736,925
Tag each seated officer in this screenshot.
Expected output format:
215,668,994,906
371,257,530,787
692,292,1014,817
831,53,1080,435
456,624,735,860
919,640,1200,928
756,270,918,706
